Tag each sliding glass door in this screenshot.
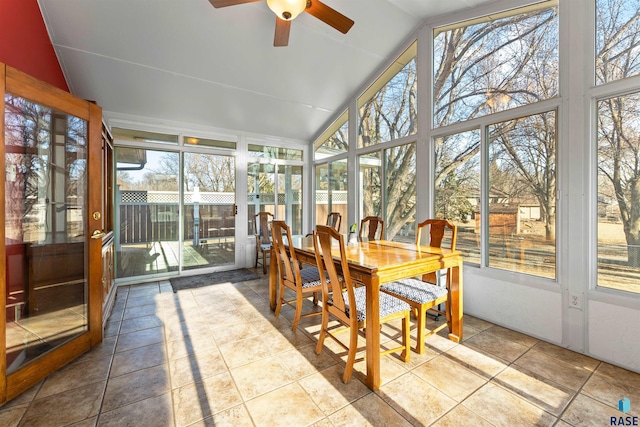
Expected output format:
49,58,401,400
115,147,238,279
183,152,236,271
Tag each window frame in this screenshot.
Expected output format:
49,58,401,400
429,1,560,283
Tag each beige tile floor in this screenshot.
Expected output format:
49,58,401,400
1,269,640,426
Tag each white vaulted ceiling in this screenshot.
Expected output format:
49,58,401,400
38,0,495,141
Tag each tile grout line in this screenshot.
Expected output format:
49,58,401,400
552,359,602,426
93,284,130,426
424,328,502,427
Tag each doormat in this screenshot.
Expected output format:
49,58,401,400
169,269,260,293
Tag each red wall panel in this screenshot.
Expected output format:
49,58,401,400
0,0,69,91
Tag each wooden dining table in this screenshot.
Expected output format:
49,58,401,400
268,235,464,391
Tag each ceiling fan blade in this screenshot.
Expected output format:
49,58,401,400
208,0,261,8
306,0,354,34
274,18,291,47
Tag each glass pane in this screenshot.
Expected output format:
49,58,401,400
315,112,348,158
5,94,88,373
597,93,640,293
315,161,348,233
328,160,348,234
183,153,236,271
596,0,640,85
433,3,558,127
112,127,178,144
358,49,417,147
184,136,236,149
359,151,382,219
248,144,302,161
435,131,481,265
115,149,179,278
277,165,303,235
248,162,276,234
487,111,556,278
384,143,416,242
315,163,328,232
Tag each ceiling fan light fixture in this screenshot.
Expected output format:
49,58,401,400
267,0,306,21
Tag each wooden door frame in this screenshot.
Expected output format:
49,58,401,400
0,63,104,402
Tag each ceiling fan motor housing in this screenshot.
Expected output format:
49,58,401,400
267,0,307,21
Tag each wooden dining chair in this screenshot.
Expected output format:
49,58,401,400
326,212,342,232
380,219,457,354
272,220,324,332
359,216,385,240
313,225,410,383
254,212,273,274
416,219,458,285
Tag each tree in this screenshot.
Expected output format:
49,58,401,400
320,120,348,154
184,153,234,192
435,171,475,223
384,143,416,239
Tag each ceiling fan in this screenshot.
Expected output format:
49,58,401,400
208,0,354,47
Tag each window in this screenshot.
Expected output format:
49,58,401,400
248,163,275,225
594,1,640,294
434,131,481,265
357,144,416,242
597,92,640,293
384,143,416,242
112,127,178,145
358,43,417,147
277,165,303,235
315,161,348,233
184,136,236,149
433,2,558,127
596,0,640,85
487,111,557,279
248,144,302,161
315,110,348,159
248,145,303,235
359,151,381,219
432,2,558,279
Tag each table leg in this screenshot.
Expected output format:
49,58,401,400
448,260,463,343
269,247,277,311
364,277,381,390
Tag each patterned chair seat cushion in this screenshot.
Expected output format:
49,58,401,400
380,279,447,304
299,267,329,288
260,243,272,250
339,286,410,322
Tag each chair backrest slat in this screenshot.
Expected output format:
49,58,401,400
254,212,273,245
272,220,302,286
314,225,354,317
415,219,457,284
359,216,385,240
415,219,457,250
326,212,342,232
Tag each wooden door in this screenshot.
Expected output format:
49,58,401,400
101,124,116,327
0,63,104,403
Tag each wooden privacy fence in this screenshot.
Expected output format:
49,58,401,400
117,190,233,244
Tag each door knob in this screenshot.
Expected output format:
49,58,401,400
91,230,106,239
